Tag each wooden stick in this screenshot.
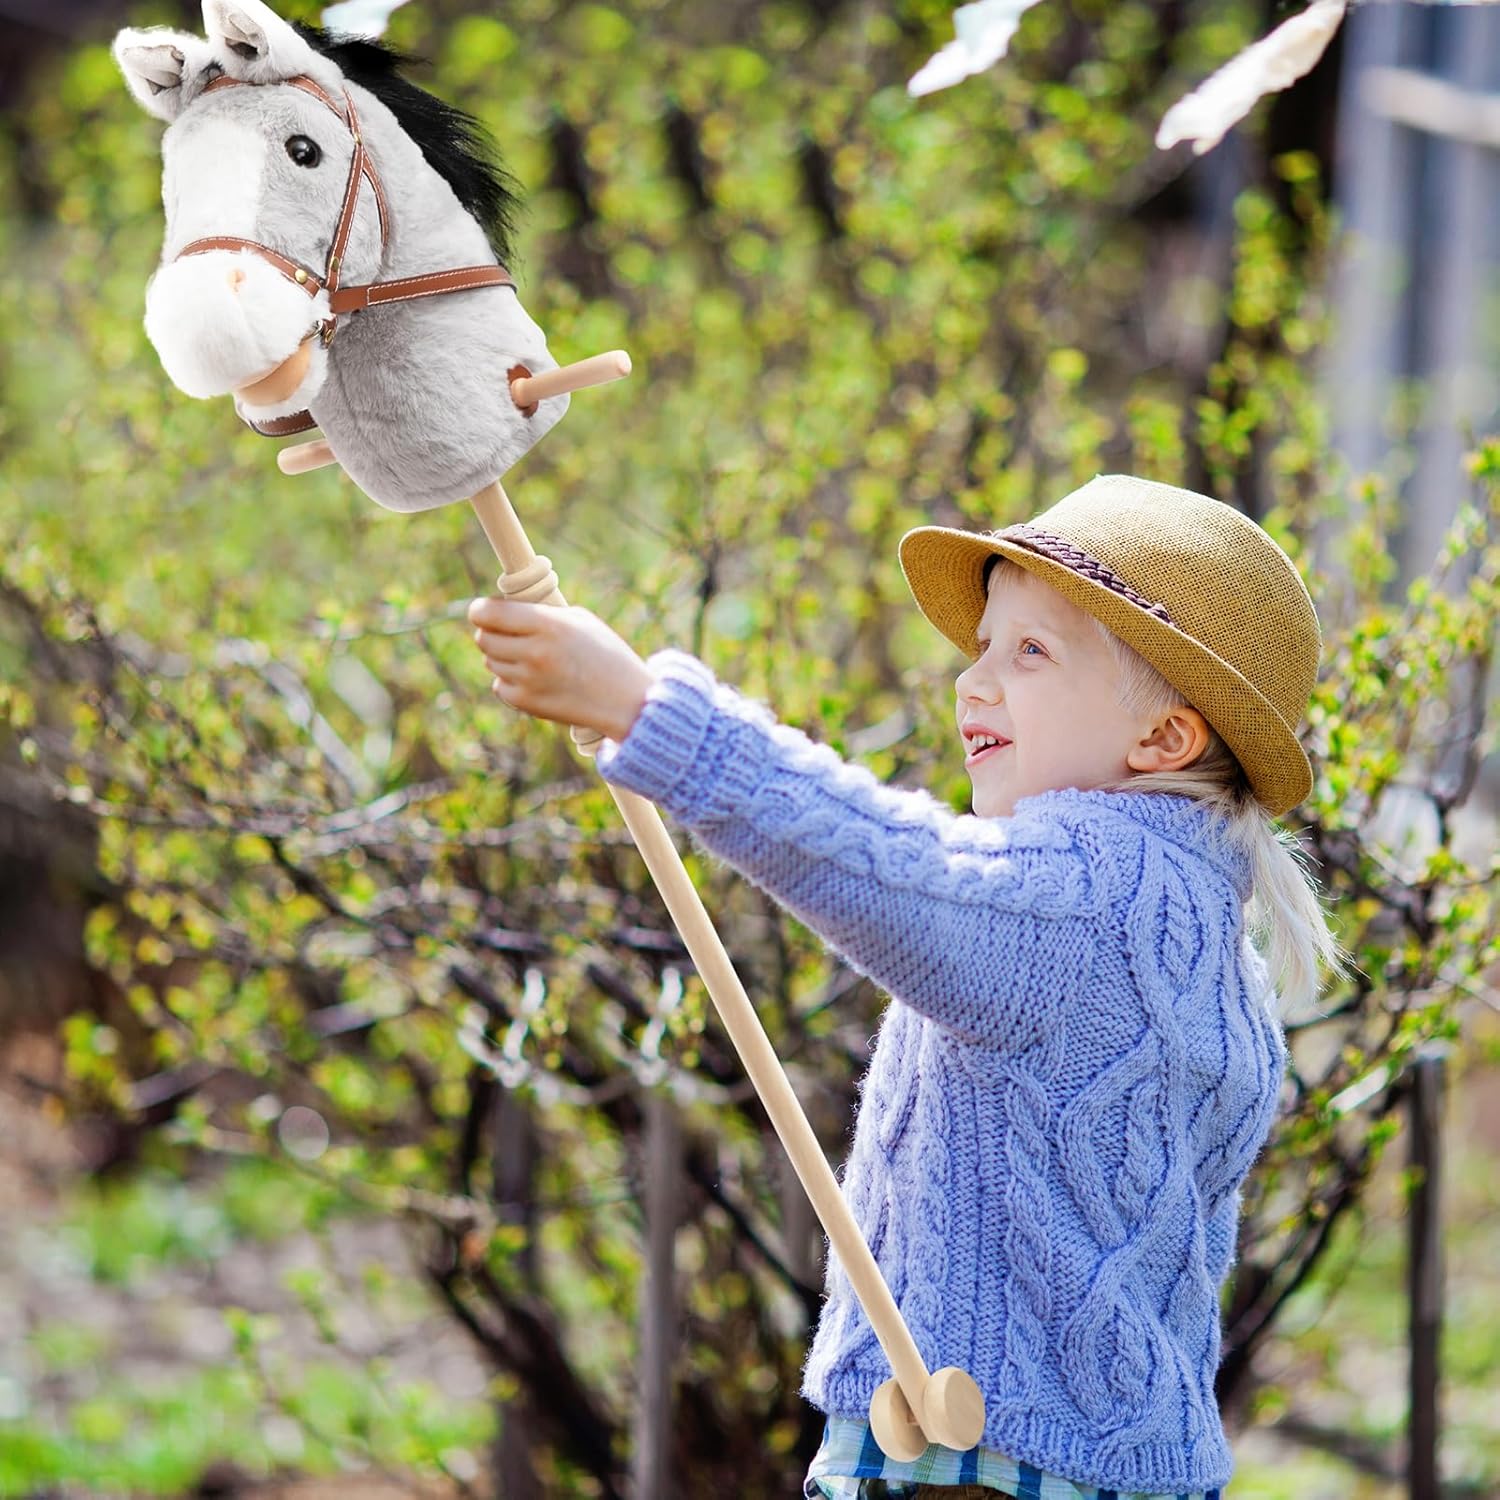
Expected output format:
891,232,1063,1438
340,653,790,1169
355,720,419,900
468,478,985,1459
510,350,631,408
278,438,337,475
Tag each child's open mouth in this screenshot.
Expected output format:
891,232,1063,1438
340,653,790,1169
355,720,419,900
964,735,1011,769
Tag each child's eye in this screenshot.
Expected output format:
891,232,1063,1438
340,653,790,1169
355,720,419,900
1018,639,1045,658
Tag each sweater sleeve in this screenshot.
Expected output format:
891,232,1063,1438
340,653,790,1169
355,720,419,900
594,650,1111,1051
1203,1188,1242,1289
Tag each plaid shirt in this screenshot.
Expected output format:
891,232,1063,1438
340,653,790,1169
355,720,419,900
803,1418,1225,1500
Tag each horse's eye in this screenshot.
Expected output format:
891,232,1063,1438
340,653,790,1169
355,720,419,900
285,135,322,168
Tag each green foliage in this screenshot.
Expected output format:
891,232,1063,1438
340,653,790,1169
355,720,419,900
0,1159,493,1496
0,1367,260,1496
1,0,1495,1494
54,1156,343,1285
0,1353,492,1496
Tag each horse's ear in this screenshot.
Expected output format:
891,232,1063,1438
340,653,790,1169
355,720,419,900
201,0,339,87
114,29,214,122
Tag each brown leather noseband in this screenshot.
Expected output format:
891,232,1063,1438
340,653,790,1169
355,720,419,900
174,72,515,436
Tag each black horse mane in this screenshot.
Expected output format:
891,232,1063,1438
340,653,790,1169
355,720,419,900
293,24,519,262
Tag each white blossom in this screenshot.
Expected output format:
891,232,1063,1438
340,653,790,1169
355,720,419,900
320,0,409,39
1155,0,1349,155
908,0,1047,97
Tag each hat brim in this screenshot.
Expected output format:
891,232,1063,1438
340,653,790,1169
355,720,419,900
898,525,1313,817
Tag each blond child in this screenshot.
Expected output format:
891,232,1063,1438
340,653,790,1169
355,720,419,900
467,474,1347,1499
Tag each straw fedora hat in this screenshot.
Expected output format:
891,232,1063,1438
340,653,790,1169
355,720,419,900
898,473,1321,816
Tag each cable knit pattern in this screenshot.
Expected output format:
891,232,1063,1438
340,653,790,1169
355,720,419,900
595,650,1287,1494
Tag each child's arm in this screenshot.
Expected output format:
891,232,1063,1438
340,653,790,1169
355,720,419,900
599,652,1106,1052
467,599,1107,1052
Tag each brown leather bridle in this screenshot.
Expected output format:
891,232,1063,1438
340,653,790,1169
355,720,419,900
174,72,514,436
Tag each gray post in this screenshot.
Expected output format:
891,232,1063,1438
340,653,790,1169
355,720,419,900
634,964,683,1500
1407,1051,1444,1500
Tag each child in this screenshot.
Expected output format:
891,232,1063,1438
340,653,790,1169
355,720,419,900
467,473,1349,1499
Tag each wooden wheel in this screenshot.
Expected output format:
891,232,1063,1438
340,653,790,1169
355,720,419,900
869,1377,928,1462
920,1365,986,1451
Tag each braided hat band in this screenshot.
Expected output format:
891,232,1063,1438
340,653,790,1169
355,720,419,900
898,474,1322,817
995,527,1178,625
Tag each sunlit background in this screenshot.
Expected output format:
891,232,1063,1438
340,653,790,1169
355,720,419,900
1,0,1497,1496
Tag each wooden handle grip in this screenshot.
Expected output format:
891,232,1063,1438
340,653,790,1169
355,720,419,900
277,438,338,475
511,350,632,408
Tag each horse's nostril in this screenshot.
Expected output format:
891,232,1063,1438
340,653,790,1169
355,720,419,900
226,268,246,292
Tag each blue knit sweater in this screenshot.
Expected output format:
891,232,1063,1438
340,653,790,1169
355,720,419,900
595,650,1287,1494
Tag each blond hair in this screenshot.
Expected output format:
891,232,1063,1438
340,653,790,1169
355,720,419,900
989,558,1352,1014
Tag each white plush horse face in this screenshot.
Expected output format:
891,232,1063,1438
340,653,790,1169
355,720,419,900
114,0,372,403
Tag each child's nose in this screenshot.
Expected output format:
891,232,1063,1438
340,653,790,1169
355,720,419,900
956,653,1001,702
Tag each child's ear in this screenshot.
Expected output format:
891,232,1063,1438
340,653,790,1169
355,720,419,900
113,29,214,122
1128,707,1212,773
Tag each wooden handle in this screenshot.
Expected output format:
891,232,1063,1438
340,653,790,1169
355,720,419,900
510,350,632,408
277,438,338,475
467,478,984,1453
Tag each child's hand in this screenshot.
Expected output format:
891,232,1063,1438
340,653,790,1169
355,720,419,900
467,597,653,742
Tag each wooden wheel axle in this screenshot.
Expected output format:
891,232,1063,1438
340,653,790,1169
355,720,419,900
871,1366,987,1461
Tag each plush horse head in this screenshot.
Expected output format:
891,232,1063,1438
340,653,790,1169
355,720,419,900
114,0,568,513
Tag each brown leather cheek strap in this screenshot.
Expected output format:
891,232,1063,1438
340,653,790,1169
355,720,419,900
201,70,389,247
